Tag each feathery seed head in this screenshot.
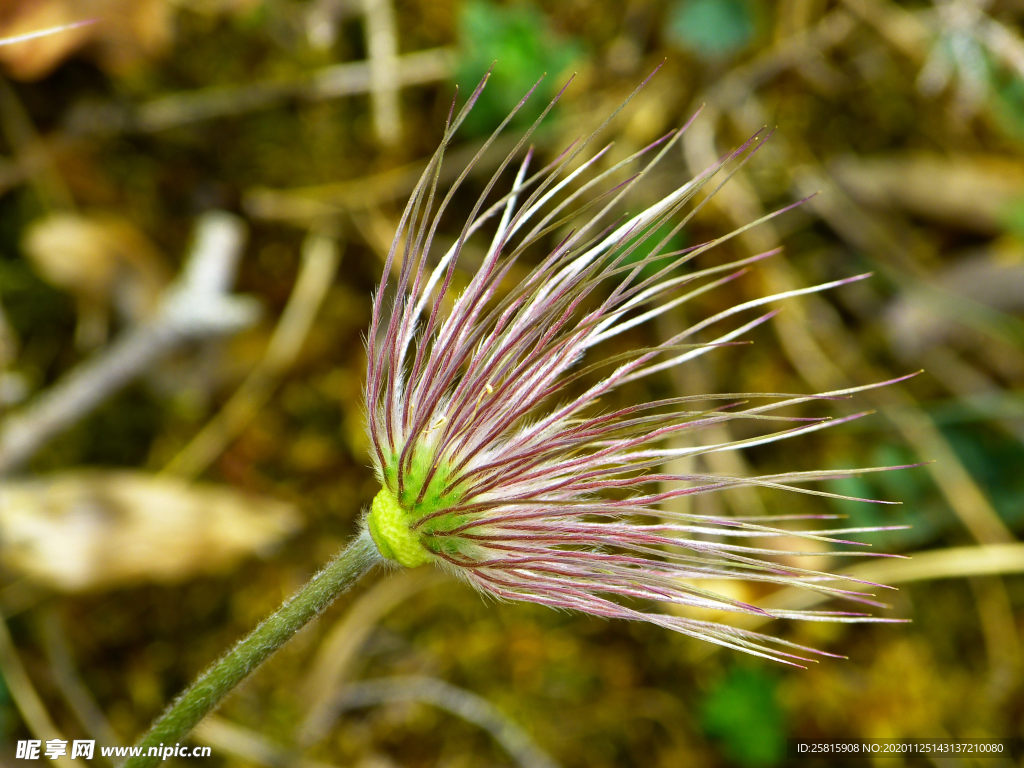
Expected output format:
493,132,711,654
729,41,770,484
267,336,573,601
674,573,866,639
363,69,911,665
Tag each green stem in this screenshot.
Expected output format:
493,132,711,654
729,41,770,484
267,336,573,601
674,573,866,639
124,532,380,768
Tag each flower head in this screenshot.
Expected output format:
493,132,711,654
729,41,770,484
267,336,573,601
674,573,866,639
363,72,908,665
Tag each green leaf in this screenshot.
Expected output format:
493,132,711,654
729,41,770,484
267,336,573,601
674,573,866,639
617,221,688,281
825,449,944,551
941,423,1024,529
456,0,583,136
701,666,786,767
668,0,756,59
1000,194,1024,239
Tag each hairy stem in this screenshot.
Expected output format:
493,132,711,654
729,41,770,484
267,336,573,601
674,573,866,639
124,532,380,768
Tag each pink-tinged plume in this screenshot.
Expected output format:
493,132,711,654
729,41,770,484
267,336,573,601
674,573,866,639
363,71,910,665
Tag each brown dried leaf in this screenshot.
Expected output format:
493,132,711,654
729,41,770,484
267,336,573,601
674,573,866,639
0,0,173,80
885,245,1024,358
830,152,1024,234
0,470,301,591
22,210,169,347
0,1,92,80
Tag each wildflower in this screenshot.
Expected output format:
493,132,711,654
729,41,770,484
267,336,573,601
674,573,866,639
126,72,913,764
364,72,909,665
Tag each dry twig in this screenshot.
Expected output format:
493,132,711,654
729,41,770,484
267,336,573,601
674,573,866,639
163,229,341,478
326,676,561,768
0,612,74,768
0,211,258,476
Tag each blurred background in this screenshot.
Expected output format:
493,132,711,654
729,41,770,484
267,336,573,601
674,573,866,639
0,0,1022,766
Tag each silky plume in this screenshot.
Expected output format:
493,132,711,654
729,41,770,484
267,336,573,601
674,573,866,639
363,69,914,667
